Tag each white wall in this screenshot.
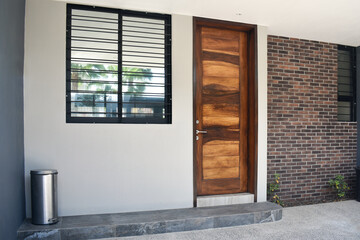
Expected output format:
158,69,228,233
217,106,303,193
24,0,194,216
256,26,268,202
24,0,267,216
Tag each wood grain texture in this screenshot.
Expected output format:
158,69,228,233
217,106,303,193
202,61,239,78
202,51,239,65
195,19,204,197
203,117,239,128
194,18,256,196
201,179,241,195
239,31,248,192
202,37,239,55
247,28,257,198
203,104,239,118
202,92,240,105
203,143,239,157
203,167,239,179
202,77,240,91
203,156,240,169
202,27,241,40
202,130,240,144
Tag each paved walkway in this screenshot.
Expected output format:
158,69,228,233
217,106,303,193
105,200,360,240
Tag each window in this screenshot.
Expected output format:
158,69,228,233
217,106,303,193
337,45,356,121
66,4,172,123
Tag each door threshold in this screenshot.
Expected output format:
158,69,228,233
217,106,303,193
197,193,254,207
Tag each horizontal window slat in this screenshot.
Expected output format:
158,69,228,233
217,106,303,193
71,111,119,115
69,79,168,87
338,60,353,63
71,90,118,94
70,68,118,73
72,47,118,54
71,25,118,32
122,34,164,41
122,83,165,87
122,29,168,36
71,58,118,64
338,92,353,95
122,60,165,65
122,54,165,59
122,24,164,31
122,74,164,78
122,113,171,116
122,65,164,69
70,79,119,84
71,100,117,104
72,28,118,34
123,16,165,24
71,14,118,22
71,17,117,25
121,70,166,75
70,111,171,116
122,92,167,95
122,19,169,26
338,67,355,70
71,35,118,43
122,101,170,105
122,49,168,55
71,38,118,45
122,44,165,50
122,40,166,46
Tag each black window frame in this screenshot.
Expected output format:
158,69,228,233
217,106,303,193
66,4,172,124
337,45,357,122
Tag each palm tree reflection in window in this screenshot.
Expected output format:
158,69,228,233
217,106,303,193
71,63,154,118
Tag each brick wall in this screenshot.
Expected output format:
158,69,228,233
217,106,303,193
267,35,357,204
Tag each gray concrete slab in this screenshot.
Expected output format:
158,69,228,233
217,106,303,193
104,200,360,240
17,202,281,239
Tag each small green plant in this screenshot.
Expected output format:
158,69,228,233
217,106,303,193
267,173,284,206
329,175,350,199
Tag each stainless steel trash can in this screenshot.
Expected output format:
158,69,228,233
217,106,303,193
30,169,58,225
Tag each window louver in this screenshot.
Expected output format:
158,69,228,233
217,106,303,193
337,45,356,122
66,4,172,123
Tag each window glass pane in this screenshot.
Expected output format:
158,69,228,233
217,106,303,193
122,16,166,119
338,69,352,78
338,76,352,85
338,101,351,121
338,84,353,96
70,9,119,118
338,50,351,62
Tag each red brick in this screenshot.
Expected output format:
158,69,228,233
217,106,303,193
267,35,357,204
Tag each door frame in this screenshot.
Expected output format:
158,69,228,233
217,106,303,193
192,17,258,206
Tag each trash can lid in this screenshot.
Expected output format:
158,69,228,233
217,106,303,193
30,169,58,175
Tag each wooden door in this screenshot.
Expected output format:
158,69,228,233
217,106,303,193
194,19,255,196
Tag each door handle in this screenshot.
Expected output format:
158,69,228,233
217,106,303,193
196,130,208,134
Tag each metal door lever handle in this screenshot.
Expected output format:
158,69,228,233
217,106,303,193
196,130,208,134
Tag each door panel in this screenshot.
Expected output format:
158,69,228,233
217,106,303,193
195,21,252,196
202,39,239,55
202,77,239,91
203,104,239,117
202,61,239,78
203,156,240,169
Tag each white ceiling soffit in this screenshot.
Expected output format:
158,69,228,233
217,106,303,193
62,0,360,46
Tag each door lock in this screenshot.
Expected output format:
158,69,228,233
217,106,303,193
195,130,207,141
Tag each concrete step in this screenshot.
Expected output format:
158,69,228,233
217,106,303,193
17,202,282,240
197,193,254,207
